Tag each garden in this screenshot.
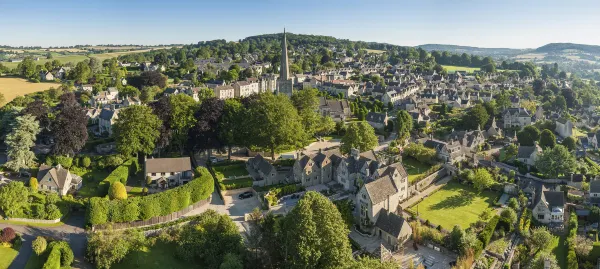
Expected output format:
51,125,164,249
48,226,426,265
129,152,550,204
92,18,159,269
408,181,499,230
212,161,249,180
0,228,21,269
24,236,74,269
402,157,434,184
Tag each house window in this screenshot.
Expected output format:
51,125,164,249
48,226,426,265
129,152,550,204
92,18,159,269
151,173,156,176
538,214,544,220
161,173,165,176
362,194,366,199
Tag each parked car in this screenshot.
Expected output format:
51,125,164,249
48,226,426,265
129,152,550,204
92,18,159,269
238,191,253,199
209,156,218,163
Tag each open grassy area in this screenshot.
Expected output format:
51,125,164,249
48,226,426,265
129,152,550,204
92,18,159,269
213,163,249,180
0,219,65,227
403,157,432,184
70,167,111,198
24,252,45,269
0,77,60,103
442,65,481,73
0,245,20,269
550,234,568,269
409,181,499,230
365,49,386,54
112,241,191,269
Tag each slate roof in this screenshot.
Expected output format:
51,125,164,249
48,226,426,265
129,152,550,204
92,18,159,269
99,108,119,121
517,145,539,159
377,162,408,179
590,179,600,193
366,112,387,124
145,157,192,173
364,175,398,204
541,191,565,208
37,164,70,190
375,209,411,238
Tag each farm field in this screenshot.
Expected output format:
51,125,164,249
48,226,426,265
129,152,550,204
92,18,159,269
441,65,480,73
0,77,60,103
365,49,386,54
409,181,499,230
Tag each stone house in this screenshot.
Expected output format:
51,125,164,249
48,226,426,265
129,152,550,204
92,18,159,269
532,187,565,224
145,157,193,189
293,150,334,187
98,108,120,136
374,209,412,250
502,108,533,129
424,139,465,163
37,164,83,196
366,112,389,130
233,81,259,97
555,118,573,138
247,154,283,186
516,143,542,167
357,162,408,226
213,85,235,99
589,179,600,206
90,87,119,107
40,71,54,81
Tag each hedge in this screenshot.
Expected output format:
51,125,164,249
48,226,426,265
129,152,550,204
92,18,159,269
478,216,499,247
220,177,253,190
99,158,138,195
42,241,74,269
518,209,531,235
42,246,61,269
87,166,214,226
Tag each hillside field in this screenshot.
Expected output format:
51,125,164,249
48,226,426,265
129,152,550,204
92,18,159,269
442,65,480,73
0,77,60,103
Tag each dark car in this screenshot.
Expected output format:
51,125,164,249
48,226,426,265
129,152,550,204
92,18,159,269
238,191,253,199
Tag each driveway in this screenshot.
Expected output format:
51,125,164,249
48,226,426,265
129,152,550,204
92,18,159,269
398,240,455,269
0,213,92,269
184,190,260,232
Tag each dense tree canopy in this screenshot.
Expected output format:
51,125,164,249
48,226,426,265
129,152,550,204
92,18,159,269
517,125,541,147
114,105,162,156
341,121,378,154
535,145,577,178
4,114,39,171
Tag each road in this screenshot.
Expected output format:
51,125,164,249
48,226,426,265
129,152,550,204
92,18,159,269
0,213,92,269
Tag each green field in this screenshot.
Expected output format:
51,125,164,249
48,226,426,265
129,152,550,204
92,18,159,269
403,157,432,184
0,245,19,269
409,181,499,230
442,65,481,73
112,241,191,269
365,49,386,54
213,163,249,180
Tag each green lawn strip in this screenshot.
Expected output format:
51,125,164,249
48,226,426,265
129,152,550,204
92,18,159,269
127,187,144,197
24,252,46,269
409,181,499,230
0,219,65,227
550,234,568,269
441,65,480,73
403,157,432,184
213,163,249,180
111,241,191,269
0,245,20,269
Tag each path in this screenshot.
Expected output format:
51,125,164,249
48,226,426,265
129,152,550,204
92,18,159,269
399,175,452,209
1,213,92,269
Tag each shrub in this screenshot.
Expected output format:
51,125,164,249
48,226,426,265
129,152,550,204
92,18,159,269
32,236,47,255
54,156,73,168
478,216,499,247
0,227,16,243
29,177,38,192
100,158,137,195
82,156,92,168
220,178,253,190
43,247,61,269
49,241,74,267
109,182,128,200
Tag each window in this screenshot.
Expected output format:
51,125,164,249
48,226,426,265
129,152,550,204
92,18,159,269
151,173,156,176
538,214,544,220
161,173,165,176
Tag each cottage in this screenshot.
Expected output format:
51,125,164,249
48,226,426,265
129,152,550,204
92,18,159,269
318,97,350,122
555,118,573,138
502,108,533,129
516,143,542,167
366,112,389,130
532,187,565,224
37,164,83,196
374,209,412,250
145,157,193,189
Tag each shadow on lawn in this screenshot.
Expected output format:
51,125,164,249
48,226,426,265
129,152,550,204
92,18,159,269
428,189,476,210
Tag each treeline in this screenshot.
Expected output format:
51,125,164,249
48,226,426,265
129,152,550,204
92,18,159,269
87,166,213,225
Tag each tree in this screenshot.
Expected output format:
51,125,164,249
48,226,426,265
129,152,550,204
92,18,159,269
517,125,540,146
472,168,494,192
463,104,489,130
562,136,577,151
4,114,39,171
219,253,243,269
176,210,243,268
530,252,559,269
32,236,47,255
396,110,413,142
29,177,38,193
114,105,161,157
71,60,92,82
508,197,519,210
109,182,128,200
0,181,29,217
403,143,437,164
500,208,517,225
23,100,51,132
281,191,353,269
188,98,224,156
573,235,593,258
449,225,466,253
0,227,16,243
219,99,243,159
292,88,321,140
139,86,161,103
0,92,5,107
246,94,305,160
539,129,556,149
341,122,378,154
317,116,336,136
529,227,553,252
86,228,146,269
169,94,198,153
552,95,567,112
535,145,577,178
53,94,88,155
119,85,140,98
130,71,167,89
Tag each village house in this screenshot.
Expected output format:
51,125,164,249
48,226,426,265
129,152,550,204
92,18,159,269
516,143,542,167
486,118,503,138
247,154,291,187
449,128,486,154
366,112,389,130
555,118,574,138
37,164,83,196
374,209,412,250
502,108,533,129
90,87,119,107
40,71,54,81
233,81,259,97
318,97,350,122
212,85,235,99
145,157,193,189
588,179,600,206
424,139,465,163
98,107,119,136
532,186,565,224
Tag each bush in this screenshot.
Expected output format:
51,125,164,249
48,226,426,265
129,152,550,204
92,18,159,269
32,236,47,255
54,156,73,168
478,216,499,247
99,158,137,195
0,227,16,243
109,182,128,200
49,241,74,267
43,247,61,269
82,156,92,168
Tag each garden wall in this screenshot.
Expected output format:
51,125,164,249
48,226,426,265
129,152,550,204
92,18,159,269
93,198,210,230
407,168,447,194
6,217,62,224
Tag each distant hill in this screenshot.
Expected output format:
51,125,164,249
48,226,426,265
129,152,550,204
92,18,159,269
535,43,600,55
417,44,529,56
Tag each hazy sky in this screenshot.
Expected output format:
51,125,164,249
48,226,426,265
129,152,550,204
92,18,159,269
1,0,599,48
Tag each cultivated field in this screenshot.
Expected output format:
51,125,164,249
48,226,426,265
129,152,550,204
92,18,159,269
0,77,60,103
365,49,386,54
442,65,480,73
409,181,499,230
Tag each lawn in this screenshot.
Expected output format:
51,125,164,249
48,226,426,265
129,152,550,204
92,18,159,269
70,167,111,197
112,241,191,269
213,163,249,180
549,234,568,269
0,219,64,228
128,187,144,197
24,252,45,269
409,181,500,230
0,77,60,103
403,157,432,184
0,245,20,269
442,65,481,74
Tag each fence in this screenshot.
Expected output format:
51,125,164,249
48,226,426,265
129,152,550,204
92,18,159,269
6,217,62,224
93,198,210,230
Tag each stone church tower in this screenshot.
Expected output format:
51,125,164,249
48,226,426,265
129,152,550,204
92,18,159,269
277,29,294,96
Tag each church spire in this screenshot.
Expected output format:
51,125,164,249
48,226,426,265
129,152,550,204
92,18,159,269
280,28,289,81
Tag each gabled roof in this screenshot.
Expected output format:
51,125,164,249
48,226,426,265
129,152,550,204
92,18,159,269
517,145,540,159
145,157,191,173
590,179,600,193
375,209,411,238
99,108,119,121
541,191,565,208
364,175,398,204
37,164,70,190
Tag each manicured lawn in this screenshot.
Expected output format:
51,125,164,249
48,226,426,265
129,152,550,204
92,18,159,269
409,181,500,230
112,241,191,269
550,234,568,269
128,187,144,197
0,245,20,269
70,167,111,197
213,163,249,180
24,252,45,269
403,157,432,184
0,219,64,227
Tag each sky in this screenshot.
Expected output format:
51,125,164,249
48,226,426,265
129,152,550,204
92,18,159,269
1,0,600,48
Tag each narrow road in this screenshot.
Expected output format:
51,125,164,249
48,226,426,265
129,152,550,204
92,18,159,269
0,213,92,269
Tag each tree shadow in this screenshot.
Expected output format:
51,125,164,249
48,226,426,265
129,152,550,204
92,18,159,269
429,189,476,210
